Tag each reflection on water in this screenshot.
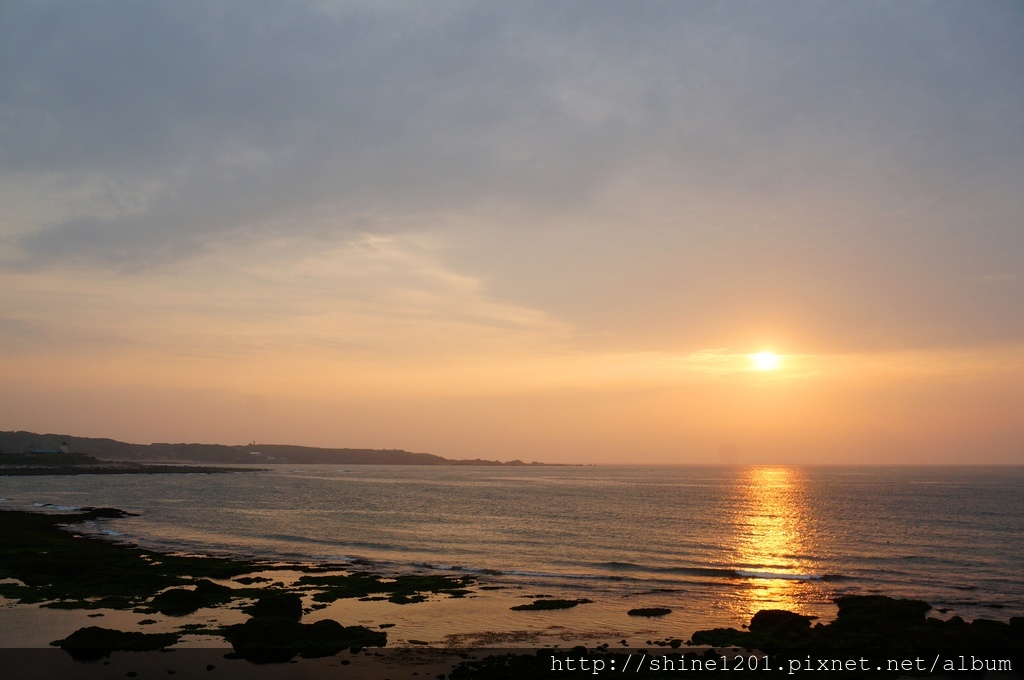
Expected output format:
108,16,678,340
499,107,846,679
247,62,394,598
4,465,1021,635
727,466,816,621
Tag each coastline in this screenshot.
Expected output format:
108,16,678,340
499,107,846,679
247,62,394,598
0,452,260,476
0,464,258,476
0,506,663,649
2,506,1021,678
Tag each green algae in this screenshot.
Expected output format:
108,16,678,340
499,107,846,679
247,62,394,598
299,571,477,605
510,598,592,611
0,508,262,610
1,506,478,619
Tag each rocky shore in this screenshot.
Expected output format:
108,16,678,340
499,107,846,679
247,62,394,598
1,506,1021,678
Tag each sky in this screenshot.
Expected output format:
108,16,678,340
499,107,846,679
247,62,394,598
1,1,1022,464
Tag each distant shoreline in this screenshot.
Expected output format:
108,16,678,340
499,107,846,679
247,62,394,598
0,464,258,477
0,430,568,466
0,451,260,476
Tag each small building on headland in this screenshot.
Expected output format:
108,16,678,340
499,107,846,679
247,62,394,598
28,442,71,455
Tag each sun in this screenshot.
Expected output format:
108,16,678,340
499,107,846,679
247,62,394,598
751,351,781,371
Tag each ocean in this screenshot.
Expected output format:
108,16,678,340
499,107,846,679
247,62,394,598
2,465,1021,643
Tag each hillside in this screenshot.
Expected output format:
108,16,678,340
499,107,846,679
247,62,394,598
0,431,542,466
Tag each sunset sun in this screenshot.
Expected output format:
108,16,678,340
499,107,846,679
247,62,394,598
751,351,781,371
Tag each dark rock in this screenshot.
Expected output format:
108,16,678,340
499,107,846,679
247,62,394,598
952,618,1016,649
51,626,179,661
223,616,387,663
223,616,299,662
627,607,672,617
831,595,930,633
249,591,304,622
689,627,746,647
748,609,814,636
80,507,135,520
510,598,592,611
690,595,1024,653
150,579,234,616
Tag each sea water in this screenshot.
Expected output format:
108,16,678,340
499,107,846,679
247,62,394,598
2,465,1021,640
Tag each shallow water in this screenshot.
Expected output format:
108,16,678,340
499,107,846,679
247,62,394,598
2,465,1021,641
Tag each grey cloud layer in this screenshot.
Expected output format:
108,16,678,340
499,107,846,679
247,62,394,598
3,0,1022,267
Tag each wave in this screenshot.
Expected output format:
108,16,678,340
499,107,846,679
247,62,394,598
503,569,607,580
412,563,630,584
32,502,81,511
423,562,850,585
594,561,845,582
737,570,824,581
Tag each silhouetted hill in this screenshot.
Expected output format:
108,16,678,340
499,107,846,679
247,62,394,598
0,431,547,466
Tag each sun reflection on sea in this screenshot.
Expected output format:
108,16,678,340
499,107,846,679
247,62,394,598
726,466,817,623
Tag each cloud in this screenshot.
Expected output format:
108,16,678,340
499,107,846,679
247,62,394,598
3,0,1022,271
1,0,1022,359
0,232,576,364
1,1,640,265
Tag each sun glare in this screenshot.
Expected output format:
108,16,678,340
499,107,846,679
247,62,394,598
751,351,781,371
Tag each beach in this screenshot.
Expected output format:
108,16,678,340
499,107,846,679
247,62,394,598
0,505,709,678
0,506,680,651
